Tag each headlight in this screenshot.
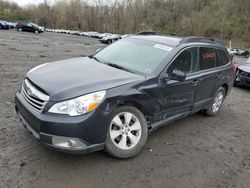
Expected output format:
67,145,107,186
48,91,106,116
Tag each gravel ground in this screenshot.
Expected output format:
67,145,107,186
0,30,250,188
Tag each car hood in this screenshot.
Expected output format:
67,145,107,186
27,57,144,101
238,65,250,73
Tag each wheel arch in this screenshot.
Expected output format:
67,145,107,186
221,83,229,96
116,100,151,127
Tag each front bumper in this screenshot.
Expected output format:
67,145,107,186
15,92,111,154
235,74,250,87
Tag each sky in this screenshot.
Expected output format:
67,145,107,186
8,0,54,6
7,0,119,7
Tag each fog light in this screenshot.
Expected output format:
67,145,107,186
52,136,87,150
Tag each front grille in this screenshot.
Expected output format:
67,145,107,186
241,71,250,77
239,69,250,77
21,79,49,112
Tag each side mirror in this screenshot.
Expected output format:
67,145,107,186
168,69,186,82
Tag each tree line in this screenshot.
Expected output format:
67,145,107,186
0,0,250,42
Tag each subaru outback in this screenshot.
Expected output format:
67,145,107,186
15,34,234,158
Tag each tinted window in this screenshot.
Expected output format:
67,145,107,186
218,49,229,66
199,47,216,70
168,47,198,74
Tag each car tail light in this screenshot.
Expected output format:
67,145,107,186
232,64,237,73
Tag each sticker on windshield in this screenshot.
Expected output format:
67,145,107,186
153,44,172,52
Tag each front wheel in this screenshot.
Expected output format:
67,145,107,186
35,30,39,34
105,106,148,159
18,28,22,32
204,87,225,116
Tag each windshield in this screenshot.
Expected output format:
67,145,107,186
94,39,173,75
30,23,39,27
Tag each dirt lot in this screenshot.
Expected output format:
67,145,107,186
0,30,250,188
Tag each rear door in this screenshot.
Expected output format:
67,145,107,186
193,47,219,110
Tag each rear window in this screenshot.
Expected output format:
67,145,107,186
199,47,216,70
217,49,230,66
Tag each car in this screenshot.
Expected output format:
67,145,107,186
99,34,121,44
234,58,250,87
69,30,81,35
15,34,234,159
230,48,249,58
16,22,44,33
0,20,10,30
7,22,16,29
97,33,112,39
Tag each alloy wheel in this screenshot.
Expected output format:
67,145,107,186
109,112,142,150
212,92,224,113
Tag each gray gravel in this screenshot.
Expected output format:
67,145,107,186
0,30,250,188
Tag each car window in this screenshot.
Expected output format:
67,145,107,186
217,49,230,66
168,47,198,74
94,39,173,75
199,47,216,70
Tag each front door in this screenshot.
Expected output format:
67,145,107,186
151,47,200,123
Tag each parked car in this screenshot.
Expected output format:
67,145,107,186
0,20,10,30
15,34,234,159
234,59,250,87
69,30,81,35
97,33,112,39
230,48,249,58
6,22,15,29
16,22,44,33
99,34,121,44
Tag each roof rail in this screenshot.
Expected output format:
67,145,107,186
180,37,224,45
135,31,177,36
135,31,160,35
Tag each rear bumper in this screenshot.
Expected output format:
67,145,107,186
15,91,111,154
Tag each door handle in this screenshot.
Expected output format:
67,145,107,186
217,72,222,78
191,79,199,85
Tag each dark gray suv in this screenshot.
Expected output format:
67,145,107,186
15,34,234,158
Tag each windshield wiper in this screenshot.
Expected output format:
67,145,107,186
89,56,136,74
105,63,135,74
89,55,102,63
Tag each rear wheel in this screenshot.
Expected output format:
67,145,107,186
105,106,148,159
204,87,225,116
18,28,22,32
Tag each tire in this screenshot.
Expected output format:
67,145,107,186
105,106,148,159
35,30,39,34
18,28,22,32
204,87,225,116
107,40,112,44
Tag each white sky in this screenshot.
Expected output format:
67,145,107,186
7,0,121,6
8,0,54,6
